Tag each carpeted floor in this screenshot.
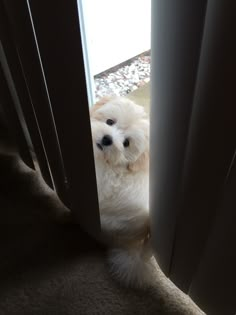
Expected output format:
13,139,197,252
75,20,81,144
0,223,204,315
0,155,205,315
0,93,205,314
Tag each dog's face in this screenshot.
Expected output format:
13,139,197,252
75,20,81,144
90,97,149,172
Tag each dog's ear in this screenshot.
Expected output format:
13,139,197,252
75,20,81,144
90,96,113,116
128,151,149,173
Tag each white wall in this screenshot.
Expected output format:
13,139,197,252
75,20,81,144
81,0,151,75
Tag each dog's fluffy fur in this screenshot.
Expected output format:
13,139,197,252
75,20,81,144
90,97,156,288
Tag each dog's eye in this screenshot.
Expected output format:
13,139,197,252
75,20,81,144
123,139,130,147
106,119,115,126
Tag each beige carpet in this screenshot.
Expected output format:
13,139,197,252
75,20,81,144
0,226,204,315
0,155,205,315
0,101,205,315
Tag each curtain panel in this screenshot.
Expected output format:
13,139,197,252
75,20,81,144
151,1,236,314
1,0,100,236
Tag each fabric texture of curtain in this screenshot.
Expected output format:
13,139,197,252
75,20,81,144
151,1,236,314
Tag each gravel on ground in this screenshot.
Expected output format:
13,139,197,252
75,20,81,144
94,51,150,101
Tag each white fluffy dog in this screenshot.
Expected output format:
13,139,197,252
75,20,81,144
90,97,156,288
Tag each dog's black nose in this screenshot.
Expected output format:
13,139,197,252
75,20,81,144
102,135,113,146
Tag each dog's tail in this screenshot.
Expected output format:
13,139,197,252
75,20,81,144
107,240,157,288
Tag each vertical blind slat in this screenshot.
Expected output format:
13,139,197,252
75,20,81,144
0,2,53,187
170,0,236,292
0,0,53,187
189,154,236,315
150,0,207,275
3,0,69,204
28,0,100,235
0,54,34,169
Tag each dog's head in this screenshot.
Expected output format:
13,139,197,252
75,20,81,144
90,97,149,172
